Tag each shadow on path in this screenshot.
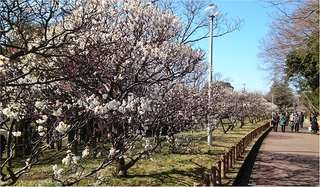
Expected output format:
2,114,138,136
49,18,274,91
254,151,319,186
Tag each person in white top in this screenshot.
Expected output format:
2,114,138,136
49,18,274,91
289,113,294,132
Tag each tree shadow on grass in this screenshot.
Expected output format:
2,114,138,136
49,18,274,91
127,166,205,186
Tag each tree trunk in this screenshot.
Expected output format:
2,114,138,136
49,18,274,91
6,119,16,168
116,157,127,177
23,119,32,155
15,122,23,158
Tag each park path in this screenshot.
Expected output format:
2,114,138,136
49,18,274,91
250,122,319,186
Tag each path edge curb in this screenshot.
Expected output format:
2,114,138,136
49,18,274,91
232,126,273,185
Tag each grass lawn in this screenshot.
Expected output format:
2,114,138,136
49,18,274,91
4,120,270,186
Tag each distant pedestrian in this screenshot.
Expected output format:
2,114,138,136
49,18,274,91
280,113,287,133
272,113,279,132
289,112,294,132
310,113,318,134
285,112,290,126
294,112,300,132
299,112,304,128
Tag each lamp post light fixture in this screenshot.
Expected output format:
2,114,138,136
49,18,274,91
205,4,219,146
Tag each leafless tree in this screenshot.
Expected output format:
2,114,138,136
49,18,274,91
257,0,319,82
156,0,245,45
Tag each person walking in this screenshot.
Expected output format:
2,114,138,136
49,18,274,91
289,112,294,132
299,112,304,128
272,113,279,132
294,112,300,132
310,113,318,134
310,113,317,122
285,112,290,127
280,113,287,133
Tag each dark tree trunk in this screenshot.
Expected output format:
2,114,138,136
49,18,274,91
15,122,23,158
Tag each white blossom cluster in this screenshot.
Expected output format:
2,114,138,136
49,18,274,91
36,115,48,125
2,106,19,120
82,147,90,158
12,131,21,137
142,138,151,150
53,164,64,179
84,93,152,123
55,122,70,134
62,150,80,166
37,125,47,137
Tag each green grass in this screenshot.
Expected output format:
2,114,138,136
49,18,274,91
4,120,270,186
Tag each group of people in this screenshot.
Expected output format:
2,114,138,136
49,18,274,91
272,112,319,134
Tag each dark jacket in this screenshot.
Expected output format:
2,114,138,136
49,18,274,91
273,113,279,123
294,115,300,124
310,116,317,123
299,113,304,123
310,116,318,130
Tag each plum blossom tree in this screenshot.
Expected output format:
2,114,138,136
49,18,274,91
0,0,203,185
0,0,249,186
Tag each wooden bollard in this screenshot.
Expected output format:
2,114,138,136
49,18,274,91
229,148,233,168
225,151,229,172
246,135,249,146
203,173,210,186
216,160,221,185
231,146,235,167
236,142,240,158
242,138,245,152
234,144,237,159
243,135,248,147
211,165,217,186
221,154,226,179
238,141,241,155
239,140,243,155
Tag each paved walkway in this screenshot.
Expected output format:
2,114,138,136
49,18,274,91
250,123,319,186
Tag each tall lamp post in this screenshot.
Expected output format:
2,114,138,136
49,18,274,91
272,94,274,119
205,4,219,146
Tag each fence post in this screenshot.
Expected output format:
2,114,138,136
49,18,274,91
232,146,235,167
242,138,245,153
225,151,229,172
211,165,216,186
239,139,242,155
229,148,233,168
236,141,240,158
216,160,221,185
203,173,210,186
246,135,249,146
221,154,226,179
245,134,248,146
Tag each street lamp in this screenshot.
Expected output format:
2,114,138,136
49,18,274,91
205,4,219,146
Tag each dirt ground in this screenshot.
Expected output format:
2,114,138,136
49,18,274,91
250,121,320,186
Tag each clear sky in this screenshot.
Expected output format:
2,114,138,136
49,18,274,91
195,0,274,94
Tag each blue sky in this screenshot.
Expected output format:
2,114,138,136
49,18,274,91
195,0,274,94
